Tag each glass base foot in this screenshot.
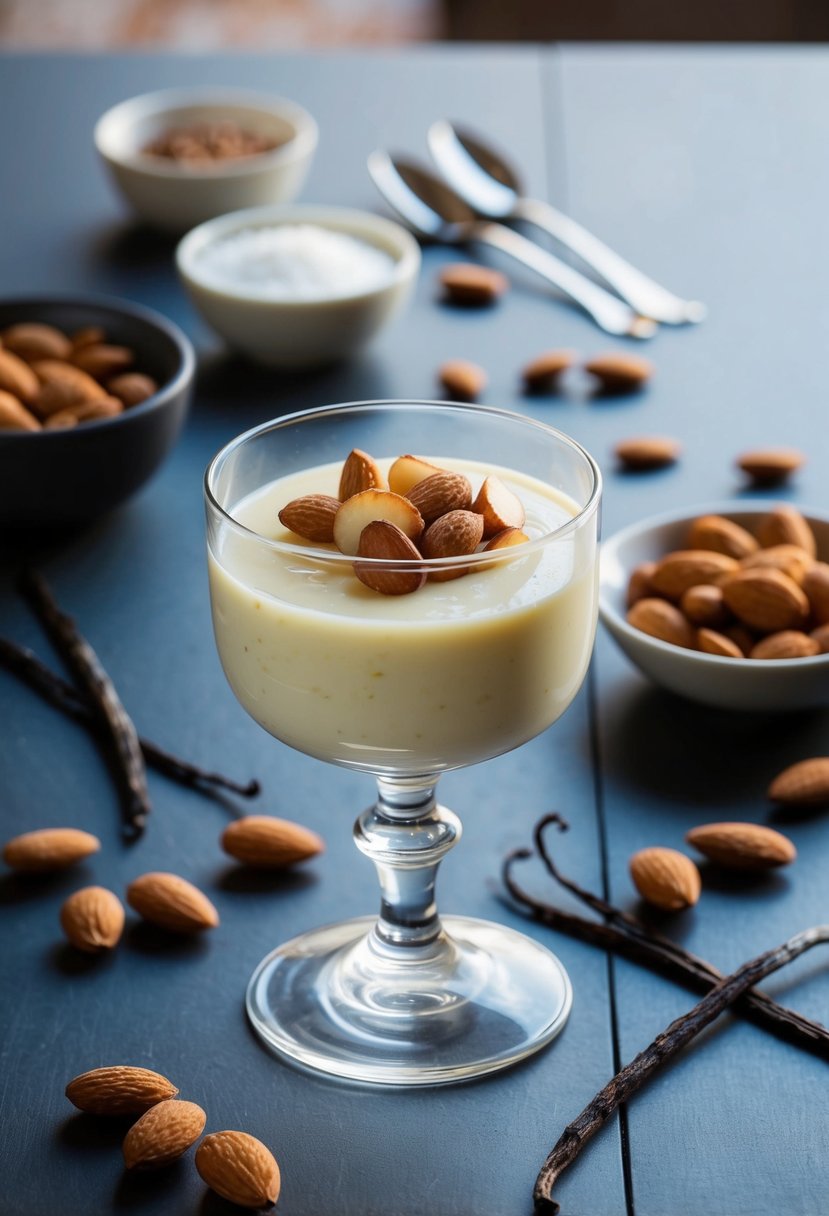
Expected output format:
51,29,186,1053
246,915,572,1086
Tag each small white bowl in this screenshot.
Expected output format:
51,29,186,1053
175,204,421,369
94,88,318,233
599,502,829,712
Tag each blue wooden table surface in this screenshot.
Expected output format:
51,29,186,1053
0,45,827,1216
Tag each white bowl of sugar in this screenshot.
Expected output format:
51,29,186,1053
175,204,421,368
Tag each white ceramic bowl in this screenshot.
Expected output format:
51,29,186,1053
175,204,421,369
94,88,318,233
599,502,829,712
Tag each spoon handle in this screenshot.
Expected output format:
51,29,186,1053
514,198,705,325
474,221,657,339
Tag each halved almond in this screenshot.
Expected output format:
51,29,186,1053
278,494,340,543
354,520,426,596
471,475,525,538
388,454,443,496
333,489,423,556
338,448,386,500
405,471,472,525
421,509,485,581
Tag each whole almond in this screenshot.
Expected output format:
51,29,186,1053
756,505,817,558
626,561,656,608
3,827,100,872
71,343,134,381
0,389,40,431
2,322,72,363
521,349,576,394
405,470,472,524
0,348,39,403
222,815,325,868
71,325,106,351
338,448,386,500
60,886,125,952
629,846,701,911
439,262,508,306
650,550,739,600
421,509,485,580
811,623,829,653
696,627,743,658
741,544,813,585
107,372,158,407
680,584,729,628
438,358,486,402
721,568,809,632
686,822,796,870
278,494,340,543
768,757,829,806
749,630,820,660
32,359,106,416
626,598,695,649
803,562,829,624
471,475,525,538
123,1099,206,1170
354,519,426,596
687,515,758,559
614,436,680,471
44,396,123,429
585,352,653,393
737,448,804,485
126,872,219,934
195,1130,281,1209
66,1065,178,1115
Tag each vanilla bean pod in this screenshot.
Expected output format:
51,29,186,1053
0,638,260,801
503,846,829,1058
534,924,829,1213
19,571,150,838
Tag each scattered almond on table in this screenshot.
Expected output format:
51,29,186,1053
125,872,219,934
437,358,487,402
629,846,701,911
2,827,101,872
65,1065,179,1116
123,1099,207,1170
521,349,576,394
614,436,681,471
60,886,125,953
195,1130,281,1210
439,262,508,307
768,758,829,806
736,447,805,486
585,352,653,394
685,822,796,870
221,815,324,869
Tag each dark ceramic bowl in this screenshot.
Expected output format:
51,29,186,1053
0,295,194,530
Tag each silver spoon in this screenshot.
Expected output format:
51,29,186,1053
428,120,705,326
368,151,656,339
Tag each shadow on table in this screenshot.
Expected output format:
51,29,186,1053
58,1112,134,1154
124,920,213,958
215,864,318,897
114,1159,189,1209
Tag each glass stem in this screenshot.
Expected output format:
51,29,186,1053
353,775,461,949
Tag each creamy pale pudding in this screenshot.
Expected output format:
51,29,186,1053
208,457,597,774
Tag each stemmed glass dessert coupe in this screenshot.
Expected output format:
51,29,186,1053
205,400,601,1086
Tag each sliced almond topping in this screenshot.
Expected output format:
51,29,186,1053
471,475,526,538
333,488,423,556
354,521,426,596
338,448,386,500
405,470,472,525
278,494,341,543
483,527,530,553
387,454,444,496
421,509,485,581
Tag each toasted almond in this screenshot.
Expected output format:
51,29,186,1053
107,372,158,407
2,322,72,363
71,326,107,351
71,343,134,381
811,622,829,653
803,562,829,624
756,505,817,558
750,630,820,659
66,1065,178,1115
686,822,796,870
354,520,426,595
439,262,508,306
650,550,739,600
741,544,813,585
333,488,423,556
483,527,530,553
471,475,525,538
0,389,40,431
721,568,809,632
614,436,680,471
126,872,219,934
737,448,804,485
769,757,829,805
278,494,340,543
3,827,100,872
31,359,106,416
521,349,576,394
626,598,695,649
387,454,443,496
626,561,657,608
405,470,472,524
696,627,744,658
338,448,386,500
123,1099,206,1170
421,509,485,581
44,396,123,428
629,847,701,911
680,584,729,628
438,358,486,402
195,1130,281,1209
585,352,653,393
687,515,759,560
0,348,39,403
60,886,125,953
222,815,324,868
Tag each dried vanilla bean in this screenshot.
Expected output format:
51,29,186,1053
533,924,829,1213
0,638,260,801
19,571,150,838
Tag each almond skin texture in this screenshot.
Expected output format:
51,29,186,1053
585,352,653,393
3,827,100,872
803,562,829,624
749,630,820,660
0,389,40,430
626,598,695,649
60,886,125,953
686,822,796,870
0,348,39,402
721,568,809,632
123,1099,206,1170
126,872,219,934
696,627,744,658
439,262,508,306
387,454,443,496
195,1130,281,1209
437,359,486,402
629,847,701,911
521,349,576,394
687,515,759,560
278,494,340,543
680,584,729,628
421,509,485,581
338,448,386,500
737,448,804,485
471,475,525,538
768,758,829,806
650,550,739,601
107,372,158,407
756,505,817,558
2,322,72,363
222,815,325,869
614,436,680,471
626,561,656,608
405,470,472,525
741,544,813,585
66,1066,178,1116
354,520,426,596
